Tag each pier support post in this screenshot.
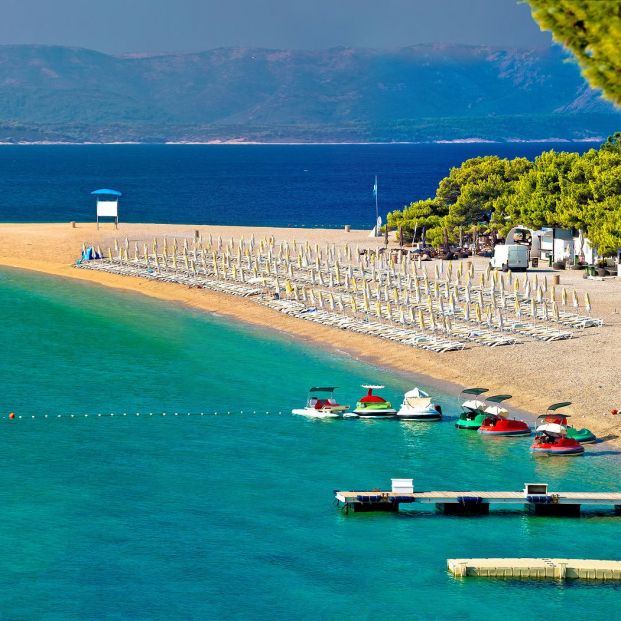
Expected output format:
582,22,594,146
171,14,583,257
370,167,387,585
527,503,581,517
436,502,489,515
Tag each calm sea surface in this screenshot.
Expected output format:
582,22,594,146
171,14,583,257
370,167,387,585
0,142,597,228
0,267,620,620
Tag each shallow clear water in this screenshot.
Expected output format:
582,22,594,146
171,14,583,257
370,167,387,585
0,268,619,620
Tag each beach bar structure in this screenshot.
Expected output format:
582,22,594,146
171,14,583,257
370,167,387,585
334,481,621,516
447,558,621,581
92,189,122,229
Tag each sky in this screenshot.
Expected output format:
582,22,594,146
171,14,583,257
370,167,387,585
0,0,551,54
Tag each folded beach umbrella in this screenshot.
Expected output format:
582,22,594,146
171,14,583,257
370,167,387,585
409,306,415,323
536,286,543,303
475,303,482,323
514,297,521,318
386,300,392,319
572,289,579,309
464,302,470,321
351,295,357,314
329,292,335,311
585,292,591,313
531,298,537,319
524,280,531,300
438,297,445,316
375,300,382,318
542,301,549,321
497,310,504,331
418,309,425,330
562,287,568,306
552,300,559,321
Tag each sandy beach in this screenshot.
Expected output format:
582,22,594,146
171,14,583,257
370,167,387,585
1,221,620,443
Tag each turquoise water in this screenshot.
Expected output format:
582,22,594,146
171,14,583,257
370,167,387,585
0,268,620,620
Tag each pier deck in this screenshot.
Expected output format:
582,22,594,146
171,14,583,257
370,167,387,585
448,558,621,580
335,485,621,516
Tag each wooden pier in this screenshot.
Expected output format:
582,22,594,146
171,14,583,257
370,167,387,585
334,481,621,516
448,558,621,580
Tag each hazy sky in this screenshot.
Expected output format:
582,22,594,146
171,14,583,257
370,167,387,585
0,0,551,54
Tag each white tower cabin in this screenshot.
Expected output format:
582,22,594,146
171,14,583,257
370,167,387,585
92,188,122,229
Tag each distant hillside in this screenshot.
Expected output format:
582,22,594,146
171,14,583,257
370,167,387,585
0,44,618,143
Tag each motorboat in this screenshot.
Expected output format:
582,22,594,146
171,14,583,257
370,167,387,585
536,402,596,444
530,423,584,455
477,395,531,436
455,387,489,429
292,386,350,418
352,385,397,418
397,388,442,421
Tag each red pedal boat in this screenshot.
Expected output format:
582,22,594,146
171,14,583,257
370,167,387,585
530,423,584,456
477,394,531,436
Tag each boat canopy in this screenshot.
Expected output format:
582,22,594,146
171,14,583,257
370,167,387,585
404,387,430,399
362,384,385,390
462,399,486,410
462,387,489,396
484,405,509,416
309,387,337,393
536,423,567,437
486,394,512,403
548,401,572,411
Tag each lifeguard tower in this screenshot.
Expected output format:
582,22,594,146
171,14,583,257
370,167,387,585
92,189,122,229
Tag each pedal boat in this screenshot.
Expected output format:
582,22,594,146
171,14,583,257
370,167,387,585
292,386,350,418
455,387,489,430
537,401,596,444
352,385,397,418
397,388,442,421
530,423,584,455
477,395,531,436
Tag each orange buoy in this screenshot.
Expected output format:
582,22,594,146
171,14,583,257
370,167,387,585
8,412,15,420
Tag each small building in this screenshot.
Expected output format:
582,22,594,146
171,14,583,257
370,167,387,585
91,189,122,229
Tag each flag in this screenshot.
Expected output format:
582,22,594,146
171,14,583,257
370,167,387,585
372,176,378,198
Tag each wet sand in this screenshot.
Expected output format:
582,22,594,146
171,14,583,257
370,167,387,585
1,222,620,445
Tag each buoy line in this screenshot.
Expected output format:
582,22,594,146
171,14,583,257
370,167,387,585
1,410,289,422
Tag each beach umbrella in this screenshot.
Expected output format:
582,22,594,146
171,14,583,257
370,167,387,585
478,272,485,288
363,290,370,313
514,297,521,318
417,309,425,330
386,300,393,320
463,303,470,321
399,307,405,324
550,285,556,303
497,310,504,331
351,295,358,314
572,289,579,310
409,306,415,323
464,284,471,304
531,298,537,319
543,275,548,293
542,302,549,322
536,286,543,303
438,297,445,316
475,303,482,323
375,300,382,319
585,292,591,314
329,292,335,311
434,264,440,280
552,300,560,321
507,269,512,285
429,311,436,331
309,289,316,306
524,280,531,300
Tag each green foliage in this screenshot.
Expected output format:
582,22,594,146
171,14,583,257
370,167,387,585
525,0,621,106
390,134,621,255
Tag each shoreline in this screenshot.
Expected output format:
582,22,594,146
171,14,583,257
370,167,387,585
0,222,619,448
0,138,603,146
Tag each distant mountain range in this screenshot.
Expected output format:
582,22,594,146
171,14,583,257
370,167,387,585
0,44,619,143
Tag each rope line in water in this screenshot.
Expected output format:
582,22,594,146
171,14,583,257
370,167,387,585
2,410,289,422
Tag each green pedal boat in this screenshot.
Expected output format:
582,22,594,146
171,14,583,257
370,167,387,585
537,401,597,444
456,387,489,429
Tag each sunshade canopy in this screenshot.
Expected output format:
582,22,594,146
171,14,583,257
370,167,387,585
462,399,486,410
404,387,430,399
536,423,566,437
362,384,385,390
487,394,512,403
309,387,337,393
548,401,572,411
462,387,489,396
91,189,122,197
484,405,508,416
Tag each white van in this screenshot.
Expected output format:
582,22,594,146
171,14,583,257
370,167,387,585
490,244,529,272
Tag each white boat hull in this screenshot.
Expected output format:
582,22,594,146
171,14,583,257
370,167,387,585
352,408,397,418
396,406,442,420
292,408,341,419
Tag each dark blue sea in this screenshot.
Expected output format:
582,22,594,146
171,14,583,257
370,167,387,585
0,142,598,228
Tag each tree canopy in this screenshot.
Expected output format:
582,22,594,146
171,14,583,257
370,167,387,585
387,136,621,255
525,0,621,106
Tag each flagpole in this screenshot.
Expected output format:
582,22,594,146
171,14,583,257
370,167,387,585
374,175,379,237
